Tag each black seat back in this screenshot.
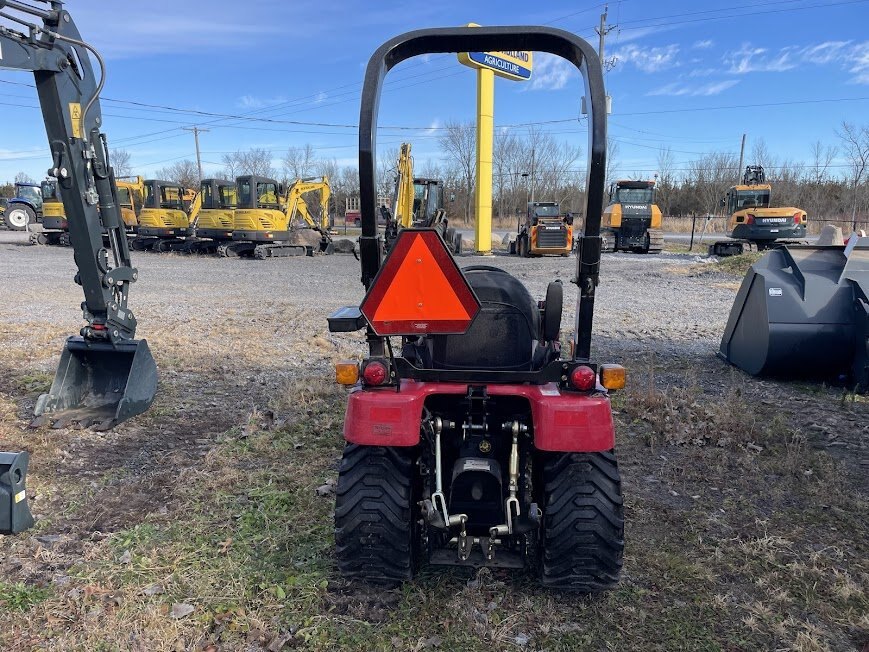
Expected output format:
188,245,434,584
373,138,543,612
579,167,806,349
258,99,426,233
431,266,539,371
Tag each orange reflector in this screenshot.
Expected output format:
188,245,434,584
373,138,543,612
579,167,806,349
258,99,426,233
599,364,626,390
335,360,359,385
360,229,480,336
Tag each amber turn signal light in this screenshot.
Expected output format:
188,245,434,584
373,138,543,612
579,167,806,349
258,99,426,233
335,360,359,385
599,364,626,390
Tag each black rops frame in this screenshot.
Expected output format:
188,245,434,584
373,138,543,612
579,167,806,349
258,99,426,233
357,26,607,363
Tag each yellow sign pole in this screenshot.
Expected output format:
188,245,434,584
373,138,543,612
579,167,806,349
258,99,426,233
475,67,494,255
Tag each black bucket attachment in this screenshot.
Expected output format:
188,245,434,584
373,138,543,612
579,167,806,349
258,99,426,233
719,239,869,391
33,337,158,430
0,451,34,535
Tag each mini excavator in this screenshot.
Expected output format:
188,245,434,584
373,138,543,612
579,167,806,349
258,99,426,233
0,1,157,431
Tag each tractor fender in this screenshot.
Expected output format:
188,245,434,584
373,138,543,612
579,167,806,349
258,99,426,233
344,381,615,452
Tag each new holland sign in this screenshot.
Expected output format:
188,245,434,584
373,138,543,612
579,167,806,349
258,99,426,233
457,24,533,81
458,49,533,81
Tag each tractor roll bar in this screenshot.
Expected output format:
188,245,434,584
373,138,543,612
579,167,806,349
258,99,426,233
358,26,607,362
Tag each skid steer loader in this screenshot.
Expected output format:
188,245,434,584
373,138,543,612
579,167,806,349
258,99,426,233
1,0,157,431
327,26,625,591
720,239,868,391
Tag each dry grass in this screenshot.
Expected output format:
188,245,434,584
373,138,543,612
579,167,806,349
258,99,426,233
1,318,867,650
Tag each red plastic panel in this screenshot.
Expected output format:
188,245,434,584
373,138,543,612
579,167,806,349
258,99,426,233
343,381,615,452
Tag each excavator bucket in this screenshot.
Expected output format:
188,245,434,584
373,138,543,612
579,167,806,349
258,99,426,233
33,337,158,430
719,240,869,391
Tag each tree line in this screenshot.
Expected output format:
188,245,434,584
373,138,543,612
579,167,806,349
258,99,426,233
4,121,868,229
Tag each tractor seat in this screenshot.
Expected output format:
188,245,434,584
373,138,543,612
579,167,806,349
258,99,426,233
430,266,541,371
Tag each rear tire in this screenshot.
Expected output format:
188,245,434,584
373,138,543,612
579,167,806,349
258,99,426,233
3,205,35,231
335,444,418,585
540,451,624,592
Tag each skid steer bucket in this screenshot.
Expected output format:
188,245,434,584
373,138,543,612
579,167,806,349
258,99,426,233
33,337,158,430
719,240,869,390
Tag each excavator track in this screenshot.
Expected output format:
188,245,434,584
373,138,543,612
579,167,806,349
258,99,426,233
645,229,664,254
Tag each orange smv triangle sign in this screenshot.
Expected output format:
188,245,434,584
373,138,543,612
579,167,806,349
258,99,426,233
360,229,480,336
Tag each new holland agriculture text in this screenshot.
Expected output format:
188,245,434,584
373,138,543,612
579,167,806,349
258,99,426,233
457,49,533,81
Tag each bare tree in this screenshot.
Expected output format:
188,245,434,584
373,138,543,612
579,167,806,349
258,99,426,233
836,121,869,229
439,121,476,224
804,140,837,221
110,148,133,177
154,159,199,189
687,151,739,215
14,171,35,184
656,146,677,216
221,148,276,180
283,144,316,182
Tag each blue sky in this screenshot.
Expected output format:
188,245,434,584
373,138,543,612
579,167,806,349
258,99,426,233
2,0,868,183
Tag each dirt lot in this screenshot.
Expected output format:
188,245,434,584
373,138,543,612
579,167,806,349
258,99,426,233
0,231,866,651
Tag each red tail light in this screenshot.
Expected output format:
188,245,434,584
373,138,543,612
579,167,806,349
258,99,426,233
793,212,802,224
745,214,755,224
362,361,388,386
569,365,596,391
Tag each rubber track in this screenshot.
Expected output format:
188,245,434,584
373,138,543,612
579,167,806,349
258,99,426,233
541,451,624,592
646,229,664,254
334,444,416,584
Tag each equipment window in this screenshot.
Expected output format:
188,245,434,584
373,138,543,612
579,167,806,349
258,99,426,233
201,182,213,208
736,190,770,209
219,185,237,208
161,186,184,210
615,188,653,204
257,182,279,209
532,204,560,217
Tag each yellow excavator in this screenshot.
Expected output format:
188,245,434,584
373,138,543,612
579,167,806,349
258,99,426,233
115,176,144,233
710,166,808,256
33,178,68,245
220,175,333,258
133,180,201,252
196,178,237,242
383,142,460,253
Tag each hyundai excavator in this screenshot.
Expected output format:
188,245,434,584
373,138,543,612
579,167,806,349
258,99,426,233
220,175,333,258
0,1,157,432
382,142,461,254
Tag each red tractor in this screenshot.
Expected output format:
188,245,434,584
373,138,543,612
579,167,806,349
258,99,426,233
327,26,625,591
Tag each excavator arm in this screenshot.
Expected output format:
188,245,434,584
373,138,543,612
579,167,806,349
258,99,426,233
393,143,414,229
1,1,156,429
286,176,332,232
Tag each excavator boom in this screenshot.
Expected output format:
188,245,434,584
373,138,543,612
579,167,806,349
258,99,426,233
1,1,156,429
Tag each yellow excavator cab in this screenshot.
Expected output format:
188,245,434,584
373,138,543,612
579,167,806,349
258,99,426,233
115,176,144,231
196,178,237,241
138,180,193,235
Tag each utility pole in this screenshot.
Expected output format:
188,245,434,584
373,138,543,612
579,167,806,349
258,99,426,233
183,126,209,183
737,133,746,182
595,6,617,70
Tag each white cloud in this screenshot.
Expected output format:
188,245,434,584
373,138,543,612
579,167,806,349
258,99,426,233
722,40,869,84
237,95,286,109
612,44,680,73
527,52,577,91
423,119,441,136
693,40,714,50
725,44,796,73
314,92,328,104
647,79,739,97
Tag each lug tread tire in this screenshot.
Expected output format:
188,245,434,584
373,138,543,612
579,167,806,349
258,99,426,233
541,451,624,592
334,444,416,585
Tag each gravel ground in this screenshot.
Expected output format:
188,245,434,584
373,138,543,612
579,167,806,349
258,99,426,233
0,230,729,364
